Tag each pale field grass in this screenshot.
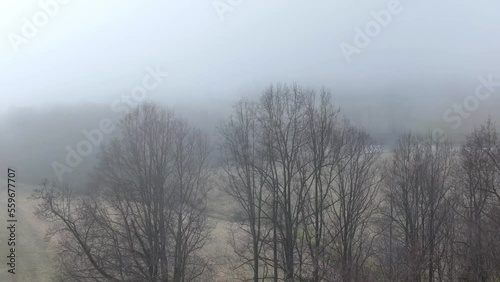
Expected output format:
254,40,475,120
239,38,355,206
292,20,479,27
0,179,58,282
0,177,241,281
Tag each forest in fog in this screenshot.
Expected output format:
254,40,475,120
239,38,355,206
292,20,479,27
2,1,500,281
30,84,500,281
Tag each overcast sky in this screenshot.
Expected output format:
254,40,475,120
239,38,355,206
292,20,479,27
1,0,499,113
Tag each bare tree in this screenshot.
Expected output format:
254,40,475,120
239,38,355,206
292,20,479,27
325,121,382,281
454,119,500,281
301,90,341,282
219,100,271,281
32,103,213,281
169,118,213,281
380,132,455,282
256,84,312,281
220,84,384,281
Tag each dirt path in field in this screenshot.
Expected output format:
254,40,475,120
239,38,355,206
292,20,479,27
0,180,57,282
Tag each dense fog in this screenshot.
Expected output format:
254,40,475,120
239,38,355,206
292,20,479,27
2,1,500,184
2,1,500,281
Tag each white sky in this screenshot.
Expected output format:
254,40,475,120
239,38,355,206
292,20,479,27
1,0,500,112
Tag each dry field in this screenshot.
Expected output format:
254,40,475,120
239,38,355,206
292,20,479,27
0,178,241,281
0,179,58,281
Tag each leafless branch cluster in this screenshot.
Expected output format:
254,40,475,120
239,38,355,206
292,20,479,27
219,85,500,282
219,84,382,281
33,104,213,281
32,87,500,282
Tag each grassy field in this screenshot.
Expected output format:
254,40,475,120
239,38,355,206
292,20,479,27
0,179,57,282
0,179,239,281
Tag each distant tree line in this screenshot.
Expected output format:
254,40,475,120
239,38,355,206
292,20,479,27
33,84,500,281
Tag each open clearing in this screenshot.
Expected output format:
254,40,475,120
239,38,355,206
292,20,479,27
0,180,57,281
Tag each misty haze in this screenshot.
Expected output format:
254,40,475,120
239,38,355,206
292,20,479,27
1,1,500,281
